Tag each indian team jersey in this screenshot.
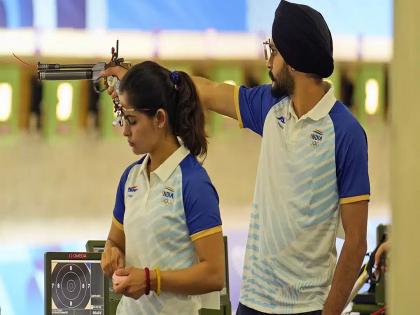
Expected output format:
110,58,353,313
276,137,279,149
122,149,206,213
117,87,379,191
234,84,370,313
112,145,222,315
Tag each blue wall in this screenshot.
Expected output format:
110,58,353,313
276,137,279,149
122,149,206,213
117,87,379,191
0,0,392,37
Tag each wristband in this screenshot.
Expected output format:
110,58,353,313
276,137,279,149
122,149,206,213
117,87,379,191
155,267,161,296
144,267,150,295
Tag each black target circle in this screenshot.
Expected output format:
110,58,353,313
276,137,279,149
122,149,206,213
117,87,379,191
52,263,90,309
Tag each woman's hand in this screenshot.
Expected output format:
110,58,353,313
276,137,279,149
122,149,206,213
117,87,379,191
113,267,148,299
101,243,125,278
374,241,389,272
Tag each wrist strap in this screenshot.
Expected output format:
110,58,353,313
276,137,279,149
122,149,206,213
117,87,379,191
155,268,161,296
144,267,150,295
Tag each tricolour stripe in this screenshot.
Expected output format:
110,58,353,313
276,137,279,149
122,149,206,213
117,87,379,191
340,194,370,204
234,85,243,128
191,225,222,241
112,216,123,230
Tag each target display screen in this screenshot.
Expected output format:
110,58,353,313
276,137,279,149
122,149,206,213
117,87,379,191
45,252,106,315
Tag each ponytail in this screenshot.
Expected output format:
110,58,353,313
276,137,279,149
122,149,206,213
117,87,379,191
171,71,207,158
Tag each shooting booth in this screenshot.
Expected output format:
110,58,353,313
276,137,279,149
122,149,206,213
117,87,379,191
354,64,387,127
41,80,82,140
0,65,30,141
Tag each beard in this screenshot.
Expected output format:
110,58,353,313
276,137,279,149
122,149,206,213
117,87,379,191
269,64,295,98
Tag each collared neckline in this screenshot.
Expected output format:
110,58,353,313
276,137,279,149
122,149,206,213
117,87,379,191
288,83,337,122
139,145,190,182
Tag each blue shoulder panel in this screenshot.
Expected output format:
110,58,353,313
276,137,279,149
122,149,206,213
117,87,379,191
113,156,146,225
180,155,222,236
238,84,282,136
330,102,370,200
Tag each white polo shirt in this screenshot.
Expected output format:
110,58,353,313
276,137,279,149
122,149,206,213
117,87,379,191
112,145,222,315
234,84,370,313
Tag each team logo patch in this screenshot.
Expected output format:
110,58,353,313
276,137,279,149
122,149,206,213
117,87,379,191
162,186,175,205
127,185,138,198
128,186,138,193
310,129,323,146
276,115,286,128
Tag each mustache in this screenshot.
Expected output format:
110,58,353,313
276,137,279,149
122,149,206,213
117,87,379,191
268,70,276,81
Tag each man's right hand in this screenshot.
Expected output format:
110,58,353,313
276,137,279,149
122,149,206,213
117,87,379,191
101,65,128,81
374,241,389,272
101,66,129,99
101,243,125,278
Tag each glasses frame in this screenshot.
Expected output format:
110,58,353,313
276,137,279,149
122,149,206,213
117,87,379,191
113,105,155,127
262,38,277,61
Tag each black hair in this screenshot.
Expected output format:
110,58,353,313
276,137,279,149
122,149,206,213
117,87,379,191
119,61,207,157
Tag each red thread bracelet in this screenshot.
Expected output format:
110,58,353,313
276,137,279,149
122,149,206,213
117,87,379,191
144,267,150,295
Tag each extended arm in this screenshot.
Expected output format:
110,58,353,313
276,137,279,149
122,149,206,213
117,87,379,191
101,66,238,119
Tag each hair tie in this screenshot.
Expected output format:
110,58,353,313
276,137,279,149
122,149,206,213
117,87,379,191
170,71,179,90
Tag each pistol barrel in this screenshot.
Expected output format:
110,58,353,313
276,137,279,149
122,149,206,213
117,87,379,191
37,63,95,70
38,70,93,80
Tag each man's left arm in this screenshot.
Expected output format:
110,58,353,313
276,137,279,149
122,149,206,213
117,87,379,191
322,200,368,315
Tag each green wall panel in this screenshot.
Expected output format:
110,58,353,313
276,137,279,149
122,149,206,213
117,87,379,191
354,64,386,127
42,81,81,140
0,65,22,139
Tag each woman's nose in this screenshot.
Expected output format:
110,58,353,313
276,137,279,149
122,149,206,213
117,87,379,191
123,122,130,137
